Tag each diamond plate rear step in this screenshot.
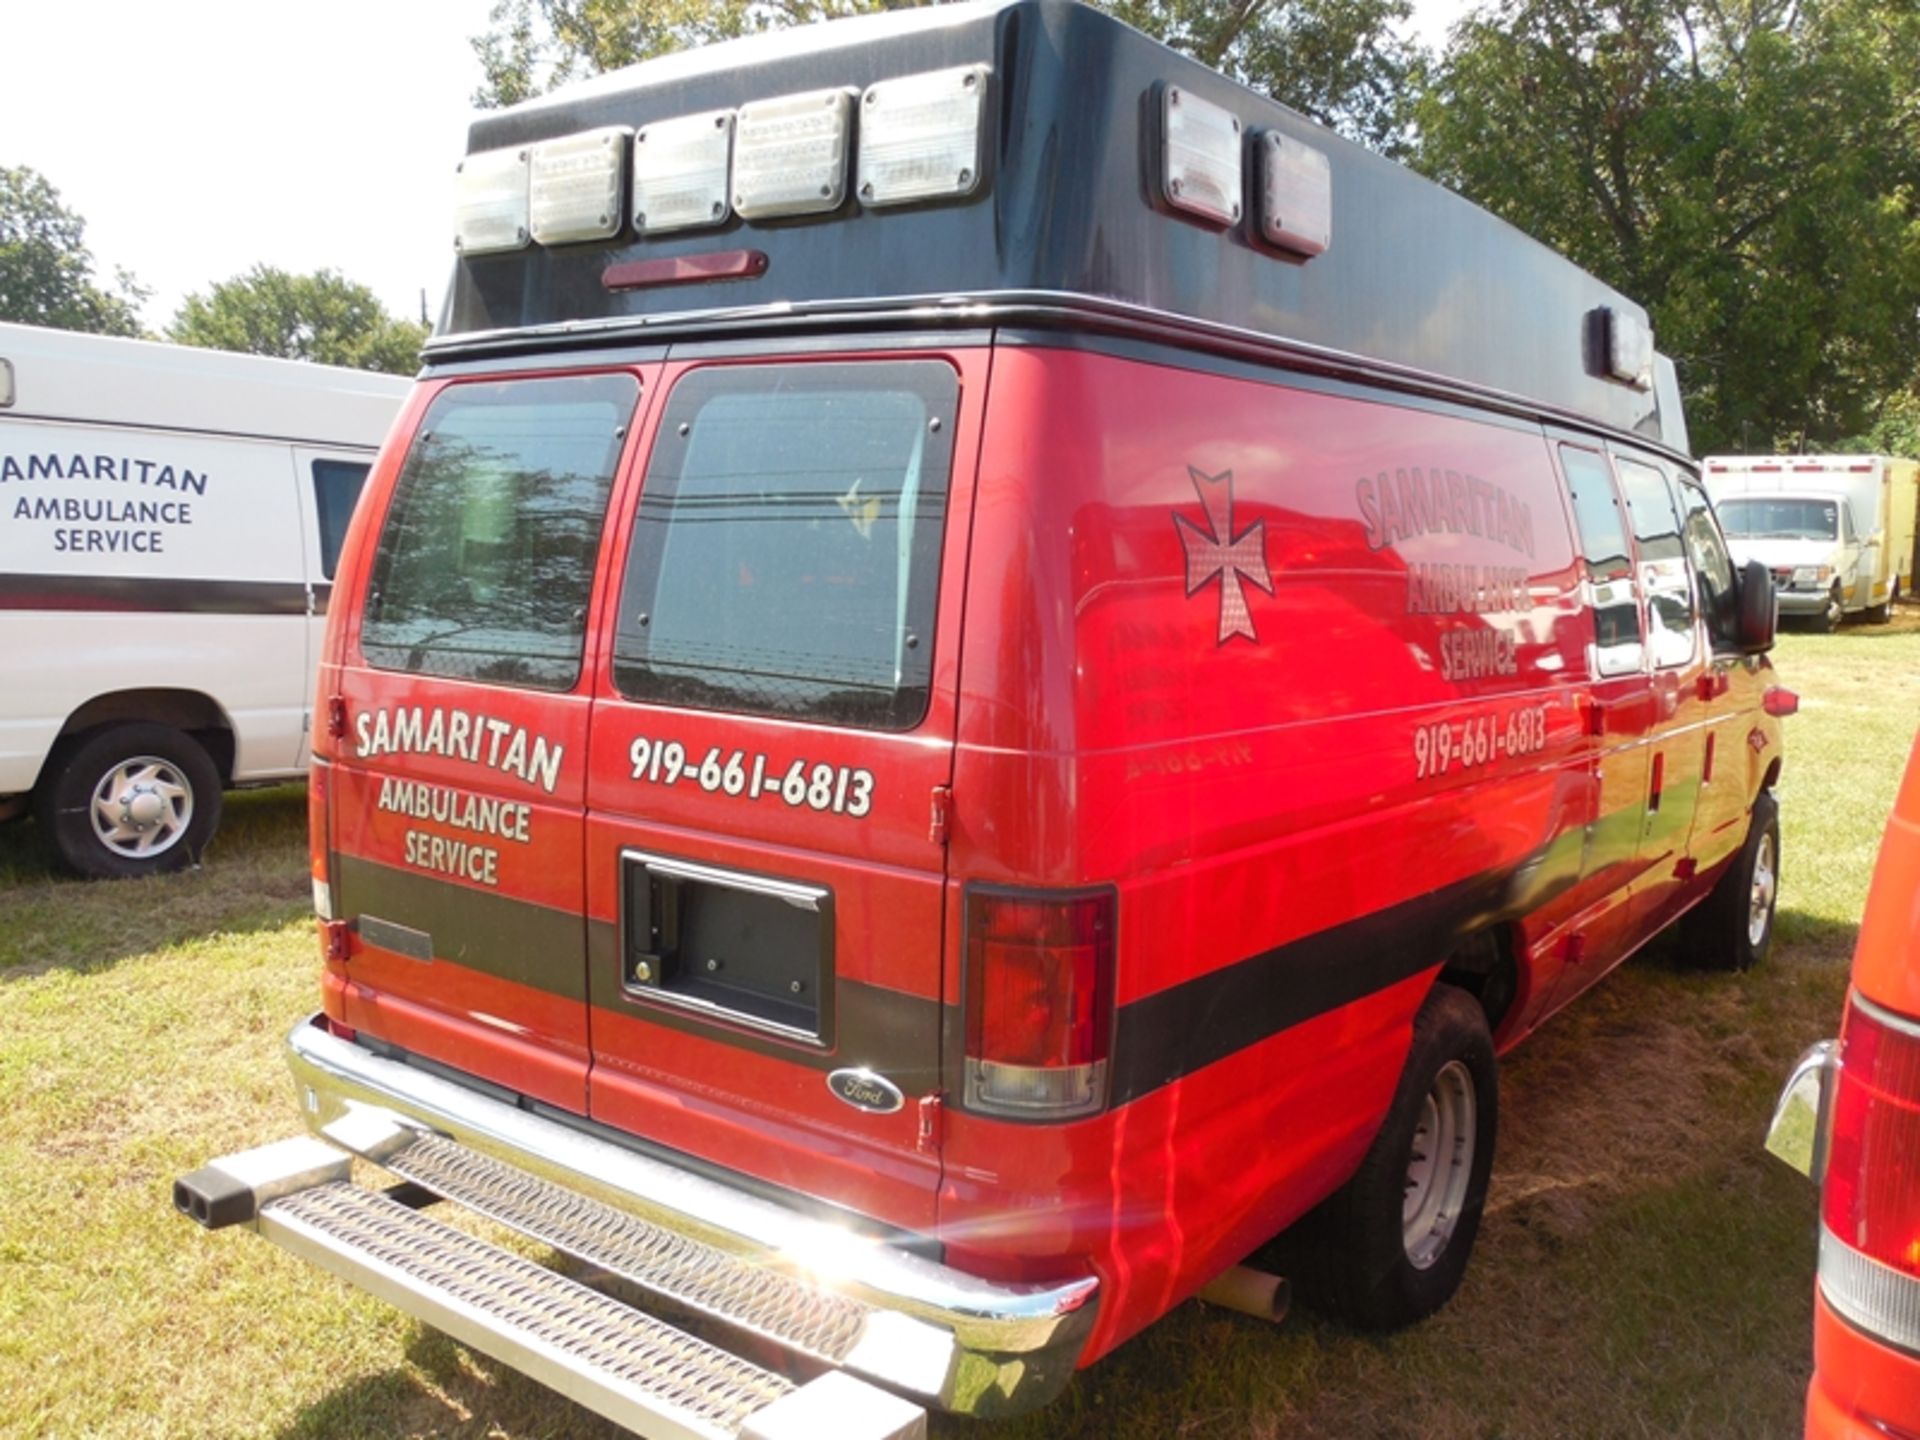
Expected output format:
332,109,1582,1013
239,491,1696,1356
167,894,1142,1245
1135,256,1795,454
256,1179,925,1440
378,1132,953,1397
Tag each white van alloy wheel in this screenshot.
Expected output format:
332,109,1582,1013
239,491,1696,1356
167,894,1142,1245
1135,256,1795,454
90,755,194,859
1748,830,1778,948
1403,1059,1476,1270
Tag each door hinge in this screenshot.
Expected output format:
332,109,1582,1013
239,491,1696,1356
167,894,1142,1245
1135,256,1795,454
929,784,952,846
916,1093,942,1154
325,695,348,740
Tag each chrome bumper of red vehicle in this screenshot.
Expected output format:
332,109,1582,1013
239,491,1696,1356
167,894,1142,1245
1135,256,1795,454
231,1014,1096,1425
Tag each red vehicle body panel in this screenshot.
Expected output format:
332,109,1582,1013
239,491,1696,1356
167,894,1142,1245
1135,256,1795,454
310,334,1783,1369
1806,736,1920,1440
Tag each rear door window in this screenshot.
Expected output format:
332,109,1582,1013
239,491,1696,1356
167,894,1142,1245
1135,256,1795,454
612,361,958,730
360,374,637,691
1560,445,1643,676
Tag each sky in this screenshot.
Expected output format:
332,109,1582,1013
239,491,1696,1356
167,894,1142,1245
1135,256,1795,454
1,0,1471,335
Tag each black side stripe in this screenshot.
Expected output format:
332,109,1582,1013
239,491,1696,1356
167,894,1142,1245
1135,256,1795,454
339,854,589,1003
1107,860,1524,1106
0,573,315,615
341,834,1612,1111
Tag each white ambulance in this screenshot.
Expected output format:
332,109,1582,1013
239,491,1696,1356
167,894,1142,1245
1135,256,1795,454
0,324,408,877
1703,454,1920,630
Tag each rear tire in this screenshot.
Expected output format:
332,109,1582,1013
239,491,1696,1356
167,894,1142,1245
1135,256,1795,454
1272,984,1497,1331
1864,598,1892,625
34,722,223,879
1679,788,1779,972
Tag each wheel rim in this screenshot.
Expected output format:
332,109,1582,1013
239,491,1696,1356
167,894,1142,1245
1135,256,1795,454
88,755,194,861
1748,830,1777,949
1403,1059,1477,1270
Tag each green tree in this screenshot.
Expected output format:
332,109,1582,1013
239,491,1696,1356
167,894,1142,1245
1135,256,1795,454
1414,0,1920,453
0,165,145,336
168,266,428,375
471,0,1424,151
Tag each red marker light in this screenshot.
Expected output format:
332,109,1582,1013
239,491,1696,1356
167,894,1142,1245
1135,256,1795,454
1764,687,1800,718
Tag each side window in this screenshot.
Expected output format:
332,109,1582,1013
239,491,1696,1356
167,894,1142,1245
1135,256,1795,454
1559,445,1643,677
311,459,370,581
361,373,638,692
1679,479,1739,650
1614,456,1695,670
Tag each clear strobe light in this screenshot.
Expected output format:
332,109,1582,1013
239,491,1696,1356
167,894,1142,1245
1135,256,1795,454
733,88,853,220
530,127,630,246
1260,131,1331,257
453,146,531,255
1161,85,1242,227
634,110,735,234
1607,308,1655,390
857,65,989,206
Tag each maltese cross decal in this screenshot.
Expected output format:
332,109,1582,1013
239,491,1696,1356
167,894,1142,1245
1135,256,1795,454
1173,466,1273,645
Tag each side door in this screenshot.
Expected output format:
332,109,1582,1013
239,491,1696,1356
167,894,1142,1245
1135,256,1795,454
583,351,982,1233
326,369,649,1114
1612,452,1708,934
293,447,374,767
1674,476,1753,873
1551,441,1654,996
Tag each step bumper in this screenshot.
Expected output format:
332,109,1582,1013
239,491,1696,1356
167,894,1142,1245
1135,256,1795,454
275,1013,1096,1417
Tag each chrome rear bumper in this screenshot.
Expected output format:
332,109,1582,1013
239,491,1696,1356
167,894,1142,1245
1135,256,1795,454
279,1014,1096,1418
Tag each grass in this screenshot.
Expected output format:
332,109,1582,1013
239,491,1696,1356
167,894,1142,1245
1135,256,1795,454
2,612,1916,1438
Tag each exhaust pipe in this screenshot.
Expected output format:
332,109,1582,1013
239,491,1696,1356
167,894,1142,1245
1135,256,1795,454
1197,1265,1290,1324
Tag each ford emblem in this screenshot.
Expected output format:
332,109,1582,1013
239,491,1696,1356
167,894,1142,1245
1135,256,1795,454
827,1068,904,1115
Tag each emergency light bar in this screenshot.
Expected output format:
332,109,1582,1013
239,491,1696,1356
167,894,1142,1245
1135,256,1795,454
453,146,531,255
733,88,853,219
633,110,735,235
857,65,989,206
1161,85,1242,227
530,128,629,246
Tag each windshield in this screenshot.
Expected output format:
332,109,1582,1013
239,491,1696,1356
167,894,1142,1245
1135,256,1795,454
1716,496,1839,542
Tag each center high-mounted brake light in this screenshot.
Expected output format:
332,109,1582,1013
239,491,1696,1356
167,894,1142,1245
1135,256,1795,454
963,887,1115,1119
1820,993,1920,1352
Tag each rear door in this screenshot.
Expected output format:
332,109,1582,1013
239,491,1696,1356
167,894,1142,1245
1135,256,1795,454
328,369,649,1113
584,351,982,1232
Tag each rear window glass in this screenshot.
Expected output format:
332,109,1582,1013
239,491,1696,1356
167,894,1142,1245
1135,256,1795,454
360,374,637,692
612,362,958,730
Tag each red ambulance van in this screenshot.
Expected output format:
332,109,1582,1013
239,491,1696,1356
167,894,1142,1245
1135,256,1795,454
1768,734,1920,1440
178,3,1790,1434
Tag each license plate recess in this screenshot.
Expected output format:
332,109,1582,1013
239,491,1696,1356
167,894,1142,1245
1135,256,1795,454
620,850,832,1043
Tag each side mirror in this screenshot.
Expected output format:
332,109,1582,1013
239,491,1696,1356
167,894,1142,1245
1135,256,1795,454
1736,558,1777,654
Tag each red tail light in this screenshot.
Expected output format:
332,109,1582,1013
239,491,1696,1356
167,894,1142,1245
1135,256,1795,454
962,887,1115,1119
1820,993,1920,1349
